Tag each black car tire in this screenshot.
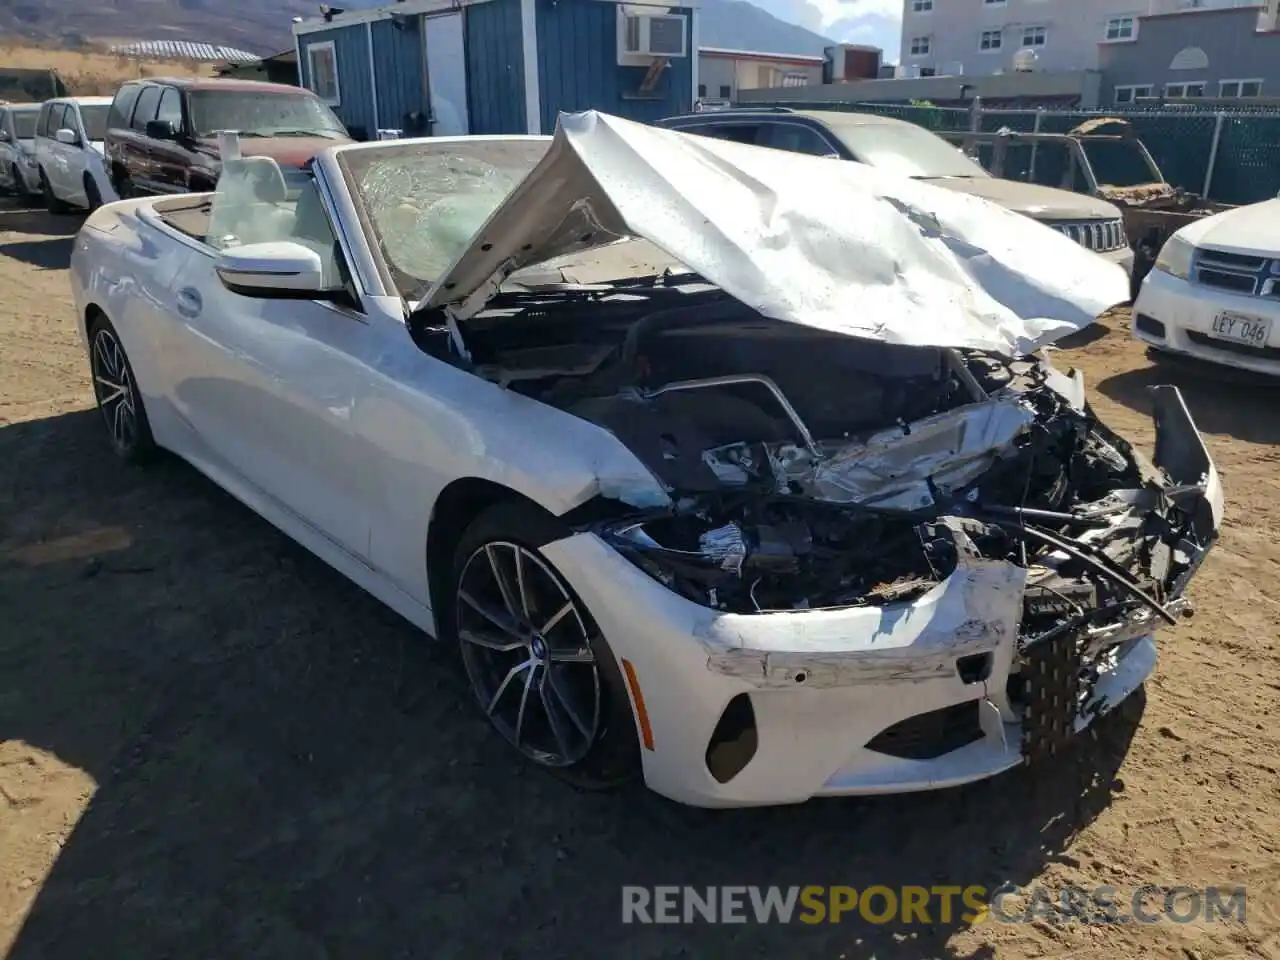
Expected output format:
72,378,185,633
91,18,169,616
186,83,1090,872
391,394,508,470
87,313,156,464
84,174,103,212
40,169,72,214
11,164,33,201
448,500,641,790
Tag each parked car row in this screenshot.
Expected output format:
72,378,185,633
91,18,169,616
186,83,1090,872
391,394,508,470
2,96,115,211
1,77,351,213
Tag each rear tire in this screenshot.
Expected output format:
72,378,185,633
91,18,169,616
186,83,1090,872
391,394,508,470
40,169,71,214
448,501,641,790
87,313,156,464
113,170,136,199
10,163,33,202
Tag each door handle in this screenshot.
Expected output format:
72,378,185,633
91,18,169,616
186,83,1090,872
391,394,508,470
176,287,202,319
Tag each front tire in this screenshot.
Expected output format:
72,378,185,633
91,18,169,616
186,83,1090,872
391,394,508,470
40,169,71,214
88,314,155,464
450,501,640,789
84,174,103,211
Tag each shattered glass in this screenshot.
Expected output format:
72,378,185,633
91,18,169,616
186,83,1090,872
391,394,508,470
343,142,548,298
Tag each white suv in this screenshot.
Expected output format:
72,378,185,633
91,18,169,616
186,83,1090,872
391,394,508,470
33,96,117,213
0,103,42,199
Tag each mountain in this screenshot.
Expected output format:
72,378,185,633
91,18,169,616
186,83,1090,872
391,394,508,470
0,0,833,60
698,0,832,57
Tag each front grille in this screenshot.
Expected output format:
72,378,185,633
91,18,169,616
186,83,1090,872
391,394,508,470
1187,330,1280,361
1050,218,1127,254
1192,248,1280,299
1198,268,1258,294
865,701,984,761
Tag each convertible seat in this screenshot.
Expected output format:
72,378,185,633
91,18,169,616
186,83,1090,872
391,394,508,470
207,156,295,250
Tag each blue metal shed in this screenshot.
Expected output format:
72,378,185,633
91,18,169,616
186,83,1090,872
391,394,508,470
292,0,698,140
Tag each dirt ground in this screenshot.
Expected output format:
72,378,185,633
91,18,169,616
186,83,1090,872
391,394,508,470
1,195,1278,960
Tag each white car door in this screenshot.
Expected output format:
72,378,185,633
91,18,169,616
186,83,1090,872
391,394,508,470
62,105,90,207
46,103,76,199
163,170,375,560
0,111,15,188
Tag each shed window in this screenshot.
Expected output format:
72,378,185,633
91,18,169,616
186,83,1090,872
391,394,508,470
1165,81,1205,99
308,40,341,106
719,85,731,98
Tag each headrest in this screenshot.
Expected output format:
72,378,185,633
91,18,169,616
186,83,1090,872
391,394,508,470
218,155,288,204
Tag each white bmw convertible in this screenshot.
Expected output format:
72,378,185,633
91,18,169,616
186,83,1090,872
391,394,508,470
70,111,1222,808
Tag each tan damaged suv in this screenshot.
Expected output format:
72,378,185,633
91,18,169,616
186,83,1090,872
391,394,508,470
657,107,1134,274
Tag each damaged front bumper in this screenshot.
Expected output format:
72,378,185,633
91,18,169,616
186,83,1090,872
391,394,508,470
542,386,1221,808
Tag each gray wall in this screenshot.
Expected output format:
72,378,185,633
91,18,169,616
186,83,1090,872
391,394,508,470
1100,7,1280,104
698,56,735,98
697,53,823,100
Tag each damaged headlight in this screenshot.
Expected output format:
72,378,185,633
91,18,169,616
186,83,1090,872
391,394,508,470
1154,232,1195,281
598,506,953,614
603,516,815,607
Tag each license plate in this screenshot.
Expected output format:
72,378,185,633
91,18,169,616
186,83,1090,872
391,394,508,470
1211,311,1272,348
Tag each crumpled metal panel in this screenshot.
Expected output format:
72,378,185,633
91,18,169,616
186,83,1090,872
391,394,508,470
423,110,1131,356
806,396,1035,509
703,395,1036,510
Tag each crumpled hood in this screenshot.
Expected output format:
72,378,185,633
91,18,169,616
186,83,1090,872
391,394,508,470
919,175,1121,221
425,111,1129,356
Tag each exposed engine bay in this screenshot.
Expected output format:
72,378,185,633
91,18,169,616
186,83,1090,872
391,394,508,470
419,280,1214,631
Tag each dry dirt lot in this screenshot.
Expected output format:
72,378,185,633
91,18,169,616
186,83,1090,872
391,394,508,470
1,195,1278,960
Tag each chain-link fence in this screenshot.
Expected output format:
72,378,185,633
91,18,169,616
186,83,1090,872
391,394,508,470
745,100,1280,206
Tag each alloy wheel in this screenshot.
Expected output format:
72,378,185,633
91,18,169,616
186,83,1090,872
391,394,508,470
90,326,138,455
456,541,601,767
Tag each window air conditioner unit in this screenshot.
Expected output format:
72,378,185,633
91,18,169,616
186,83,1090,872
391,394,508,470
617,11,687,62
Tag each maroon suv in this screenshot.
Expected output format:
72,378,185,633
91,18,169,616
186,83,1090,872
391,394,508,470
104,77,352,197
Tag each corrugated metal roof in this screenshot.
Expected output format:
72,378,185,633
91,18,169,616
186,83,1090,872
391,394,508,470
698,46,826,64
108,40,261,63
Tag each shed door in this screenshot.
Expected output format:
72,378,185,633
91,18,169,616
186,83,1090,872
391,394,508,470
423,13,469,135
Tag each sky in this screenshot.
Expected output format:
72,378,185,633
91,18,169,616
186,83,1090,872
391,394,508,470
749,0,903,60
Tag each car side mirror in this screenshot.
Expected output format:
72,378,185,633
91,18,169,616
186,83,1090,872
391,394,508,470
215,241,334,300
55,127,80,146
146,119,178,140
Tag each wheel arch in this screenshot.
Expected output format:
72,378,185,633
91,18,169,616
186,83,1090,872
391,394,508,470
424,477,560,634
83,302,106,341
